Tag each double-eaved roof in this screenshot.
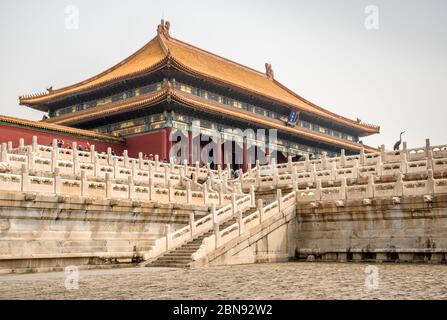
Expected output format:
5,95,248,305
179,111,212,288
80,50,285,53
19,20,380,137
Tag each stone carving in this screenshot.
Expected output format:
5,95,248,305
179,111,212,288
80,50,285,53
265,63,274,79
157,19,170,37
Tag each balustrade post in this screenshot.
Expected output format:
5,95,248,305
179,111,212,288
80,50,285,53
304,153,310,171
54,167,61,195
51,148,58,173
123,150,129,168
107,147,113,165
427,169,435,194
238,210,244,235
273,165,278,186
427,149,434,170
18,138,25,152
105,173,112,199
360,147,365,166
32,136,38,153
211,203,218,225
27,148,34,171
155,154,160,172
148,178,154,201
81,171,88,196
380,144,386,163
189,212,196,237
128,175,135,200
164,166,170,186
214,222,220,248
287,155,292,171
93,155,100,178
395,172,404,196
168,180,173,202
131,161,137,180
402,141,408,158
231,192,238,217
315,179,322,200
376,160,383,177
400,152,408,174
1,143,7,163
138,152,144,170
277,189,283,212
181,159,187,180
330,161,337,180
321,152,327,170
340,177,347,200
257,199,264,223
203,183,208,204
311,164,317,183
250,185,255,207
165,224,171,250
218,186,223,206
90,145,95,163
292,166,298,183
73,148,79,175
21,164,29,192
353,159,359,179
113,158,119,179
195,161,200,177
366,175,374,198
425,138,431,157
186,181,192,204
217,164,222,179
340,149,346,168
256,167,261,188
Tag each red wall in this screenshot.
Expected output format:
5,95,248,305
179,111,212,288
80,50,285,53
0,124,125,154
124,129,168,159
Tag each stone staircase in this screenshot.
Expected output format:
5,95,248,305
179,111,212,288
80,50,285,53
148,206,260,268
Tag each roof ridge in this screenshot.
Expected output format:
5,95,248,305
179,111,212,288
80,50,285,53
170,89,378,152
20,36,166,102
166,36,269,79
0,114,123,142
271,79,380,131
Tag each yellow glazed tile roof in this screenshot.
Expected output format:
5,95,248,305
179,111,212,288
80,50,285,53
0,114,124,143
19,21,379,135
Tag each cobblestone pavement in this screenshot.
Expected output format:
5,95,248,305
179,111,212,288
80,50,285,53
0,262,446,300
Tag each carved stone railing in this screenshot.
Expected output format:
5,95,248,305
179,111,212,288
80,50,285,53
2,136,229,180
234,140,447,191
0,164,235,207
143,189,255,262
191,188,297,262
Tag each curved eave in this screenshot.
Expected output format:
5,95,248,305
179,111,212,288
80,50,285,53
170,90,377,153
168,56,380,137
19,57,169,108
45,89,168,126
0,115,124,144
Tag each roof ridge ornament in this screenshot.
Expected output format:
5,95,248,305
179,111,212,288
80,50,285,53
157,19,170,37
265,63,274,80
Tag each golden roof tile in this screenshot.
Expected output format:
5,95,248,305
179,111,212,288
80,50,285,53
20,21,379,135
0,114,124,143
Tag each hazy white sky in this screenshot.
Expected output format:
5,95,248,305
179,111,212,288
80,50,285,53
0,0,446,150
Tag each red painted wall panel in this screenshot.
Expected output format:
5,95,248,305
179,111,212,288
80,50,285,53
0,124,125,154
124,129,168,159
